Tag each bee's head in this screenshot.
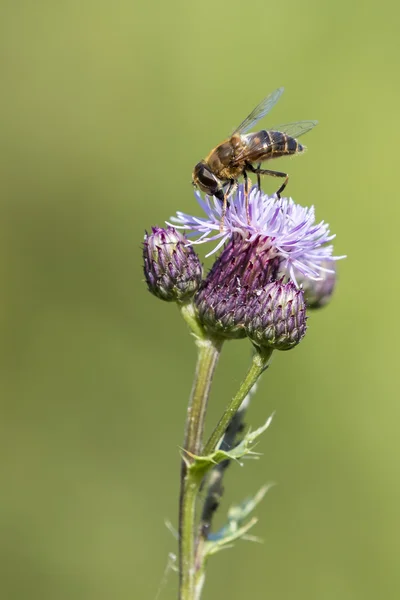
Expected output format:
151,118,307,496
192,161,224,201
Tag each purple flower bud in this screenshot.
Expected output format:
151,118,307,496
301,260,337,309
195,279,248,339
143,226,202,302
245,281,307,351
195,234,280,339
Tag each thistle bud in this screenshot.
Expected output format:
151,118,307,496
195,279,248,339
299,260,337,309
245,281,307,351
143,227,202,302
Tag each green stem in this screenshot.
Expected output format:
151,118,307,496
178,336,223,600
192,346,273,599
180,302,206,340
203,347,273,457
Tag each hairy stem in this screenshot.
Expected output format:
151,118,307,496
178,336,223,600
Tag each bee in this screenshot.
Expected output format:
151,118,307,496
192,87,317,226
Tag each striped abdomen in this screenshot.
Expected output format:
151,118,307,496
243,130,304,162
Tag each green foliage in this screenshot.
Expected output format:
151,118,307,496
205,484,273,554
184,414,274,481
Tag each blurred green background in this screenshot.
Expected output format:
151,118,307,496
1,0,399,598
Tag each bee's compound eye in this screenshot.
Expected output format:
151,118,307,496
195,163,219,191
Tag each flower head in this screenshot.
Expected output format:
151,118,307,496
245,280,307,351
143,226,202,302
170,185,344,283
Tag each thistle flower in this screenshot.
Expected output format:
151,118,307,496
170,185,343,283
169,185,344,339
143,226,202,302
143,177,345,600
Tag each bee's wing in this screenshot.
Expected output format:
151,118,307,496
233,87,284,135
269,120,318,139
231,121,318,165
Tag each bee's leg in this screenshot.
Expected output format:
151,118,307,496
275,174,289,198
256,163,261,189
245,162,262,189
248,166,288,198
243,170,251,224
220,180,236,232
